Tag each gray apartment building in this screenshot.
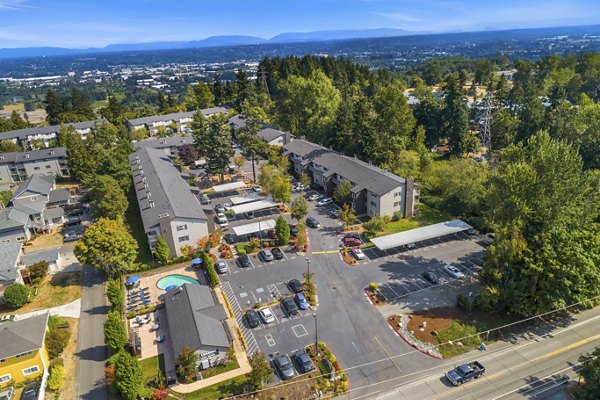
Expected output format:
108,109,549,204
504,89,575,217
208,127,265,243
132,135,194,157
0,147,69,188
284,140,418,218
129,147,209,258
0,120,103,150
126,107,227,135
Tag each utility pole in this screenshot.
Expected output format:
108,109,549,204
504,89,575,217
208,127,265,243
480,89,494,160
258,66,270,98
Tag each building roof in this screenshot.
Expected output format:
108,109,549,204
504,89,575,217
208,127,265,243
284,139,407,196
227,114,246,129
0,147,67,166
127,107,228,128
43,206,65,221
14,201,46,216
12,174,54,200
230,199,280,215
0,121,101,141
129,148,207,233
257,128,286,143
48,188,70,205
0,207,29,232
0,313,48,359
211,181,247,193
0,242,23,282
370,220,472,250
163,284,229,356
132,135,194,151
232,219,277,236
20,248,60,267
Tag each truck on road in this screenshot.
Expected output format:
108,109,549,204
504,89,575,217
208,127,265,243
446,361,485,386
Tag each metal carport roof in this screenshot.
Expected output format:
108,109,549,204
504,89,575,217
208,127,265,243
230,200,280,215
370,219,472,250
212,181,247,193
232,219,277,236
229,194,262,205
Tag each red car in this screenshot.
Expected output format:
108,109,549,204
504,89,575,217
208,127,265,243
267,229,277,239
343,237,362,247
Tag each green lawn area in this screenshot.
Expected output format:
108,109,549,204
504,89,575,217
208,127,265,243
126,187,153,265
169,375,249,400
365,204,452,239
91,99,108,109
201,352,239,379
436,321,482,358
139,354,166,383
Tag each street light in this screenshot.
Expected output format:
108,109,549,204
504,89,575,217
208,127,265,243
305,257,311,282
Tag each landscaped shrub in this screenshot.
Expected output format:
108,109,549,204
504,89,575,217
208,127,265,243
28,261,49,280
392,211,403,221
104,310,128,353
45,327,71,359
107,278,124,314
47,363,65,391
200,252,219,288
2,284,30,308
368,282,379,292
456,293,471,312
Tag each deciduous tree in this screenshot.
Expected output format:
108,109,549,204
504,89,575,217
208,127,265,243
175,346,197,383
178,143,198,165
338,203,357,229
333,180,352,205
89,175,128,219
275,216,290,246
291,197,309,221
153,236,170,263
2,284,30,308
248,352,274,390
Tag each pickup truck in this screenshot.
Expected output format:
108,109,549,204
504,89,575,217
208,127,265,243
446,361,485,386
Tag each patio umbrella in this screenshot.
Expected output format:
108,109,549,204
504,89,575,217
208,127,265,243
126,276,141,285
164,285,178,292
191,258,203,266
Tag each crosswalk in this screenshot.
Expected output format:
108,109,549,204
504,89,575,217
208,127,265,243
221,281,260,356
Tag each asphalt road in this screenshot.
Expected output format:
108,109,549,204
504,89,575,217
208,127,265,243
76,265,109,400
372,307,600,400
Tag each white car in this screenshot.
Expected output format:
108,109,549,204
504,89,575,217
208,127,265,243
443,264,465,279
259,307,275,324
223,203,233,211
307,194,321,201
252,185,262,193
317,198,333,207
350,248,365,260
216,212,228,224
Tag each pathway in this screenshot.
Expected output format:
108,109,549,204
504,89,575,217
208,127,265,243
15,299,81,320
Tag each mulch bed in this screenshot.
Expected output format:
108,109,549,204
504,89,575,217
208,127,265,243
365,288,386,306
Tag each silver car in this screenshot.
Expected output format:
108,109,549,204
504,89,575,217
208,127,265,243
215,261,228,274
259,249,274,262
443,264,465,279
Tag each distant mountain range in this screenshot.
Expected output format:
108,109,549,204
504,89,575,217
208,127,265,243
0,28,419,59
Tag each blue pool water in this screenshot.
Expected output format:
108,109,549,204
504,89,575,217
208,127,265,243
156,274,199,290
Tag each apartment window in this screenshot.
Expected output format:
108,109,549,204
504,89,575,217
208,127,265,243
394,192,401,197
17,236,26,242
394,202,400,207
45,165,52,169
370,201,376,207
15,351,33,358
178,235,190,243
176,224,188,231
22,366,39,375
30,196,38,201
371,192,378,198
0,374,10,383
34,167,40,170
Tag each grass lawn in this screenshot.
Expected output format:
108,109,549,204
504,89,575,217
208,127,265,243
90,99,108,109
364,204,452,239
436,321,482,358
126,187,153,265
2,103,25,112
0,271,82,316
169,375,249,400
139,354,166,383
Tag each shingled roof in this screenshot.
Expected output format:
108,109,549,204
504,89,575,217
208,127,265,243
0,313,48,360
0,147,67,166
126,107,228,128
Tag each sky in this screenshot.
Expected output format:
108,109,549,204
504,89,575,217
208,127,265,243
0,0,599,48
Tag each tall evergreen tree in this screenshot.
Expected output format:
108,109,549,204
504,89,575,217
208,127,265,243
192,114,234,181
443,74,473,156
45,89,64,125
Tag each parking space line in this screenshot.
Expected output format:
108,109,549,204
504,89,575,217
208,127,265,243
221,281,260,355
265,334,276,346
380,282,402,298
292,324,308,338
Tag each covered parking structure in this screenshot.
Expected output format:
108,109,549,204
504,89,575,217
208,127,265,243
232,219,277,236
370,219,473,251
229,193,262,205
230,199,281,215
212,181,247,193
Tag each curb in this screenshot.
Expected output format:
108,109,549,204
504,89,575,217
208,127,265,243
364,289,376,306
388,320,443,359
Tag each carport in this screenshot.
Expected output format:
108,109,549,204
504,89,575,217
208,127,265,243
232,219,277,236
212,181,247,193
230,199,281,215
229,193,262,205
370,219,473,250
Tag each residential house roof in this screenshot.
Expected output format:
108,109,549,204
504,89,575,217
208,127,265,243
20,248,60,268
284,139,407,196
163,284,229,356
227,114,246,129
257,128,286,143
48,189,70,206
0,313,48,360
13,201,46,216
0,121,101,142
0,207,30,233
0,147,67,166
11,174,54,201
126,107,228,128
129,148,207,233
0,242,23,282
132,135,194,151
43,206,64,222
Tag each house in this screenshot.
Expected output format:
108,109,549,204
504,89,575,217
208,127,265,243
0,242,24,295
256,128,292,147
284,140,419,218
129,148,209,258
0,207,31,243
0,147,70,187
47,188,71,208
227,114,246,138
132,135,194,157
163,284,230,369
7,175,66,231
0,313,50,385
0,120,103,150
20,248,61,274
126,107,227,136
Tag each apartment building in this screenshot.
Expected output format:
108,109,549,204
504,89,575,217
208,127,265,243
0,120,103,150
257,128,292,147
284,140,418,218
126,107,227,135
129,147,209,258
0,147,69,187
132,135,194,157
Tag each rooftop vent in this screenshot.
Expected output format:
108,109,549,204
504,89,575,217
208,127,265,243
24,154,30,158
149,200,155,208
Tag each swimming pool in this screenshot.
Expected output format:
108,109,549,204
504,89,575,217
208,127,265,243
156,274,199,290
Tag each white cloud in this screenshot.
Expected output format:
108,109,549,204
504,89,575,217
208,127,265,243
0,0,32,10
371,11,423,23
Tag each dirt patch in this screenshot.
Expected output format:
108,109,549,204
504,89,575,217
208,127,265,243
341,251,357,266
26,230,64,251
60,317,79,400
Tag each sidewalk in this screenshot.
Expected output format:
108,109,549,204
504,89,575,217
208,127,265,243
169,287,251,394
15,299,81,320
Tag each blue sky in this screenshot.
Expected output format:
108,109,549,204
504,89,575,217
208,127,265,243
0,0,599,48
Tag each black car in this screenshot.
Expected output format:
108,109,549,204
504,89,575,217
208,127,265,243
274,354,295,380
288,279,303,293
281,297,298,316
245,309,260,328
289,225,299,237
245,211,255,219
422,271,439,284
64,217,82,227
21,382,39,400
67,208,84,217
306,217,320,228
271,247,284,260
237,254,250,268
199,194,211,205
223,233,237,244
294,350,315,373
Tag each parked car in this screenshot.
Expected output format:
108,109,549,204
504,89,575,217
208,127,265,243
245,211,255,219
350,248,365,260
329,209,339,218
281,297,299,316
252,185,262,193
306,217,320,228
294,350,315,373
274,354,295,380
271,247,284,260
343,233,363,242
64,217,82,227
289,225,299,237
67,208,84,217
343,237,362,247
237,254,251,268
214,205,225,213
295,293,310,310
307,194,321,201
288,279,303,293
215,261,228,274
245,309,260,328
422,271,439,284
258,307,275,324
443,264,465,279
259,249,274,262
0,387,14,400
223,233,237,244
316,198,333,207
406,243,417,250
216,212,228,224
63,231,79,242
199,194,211,205
21,382,39,400
155,335,166,343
